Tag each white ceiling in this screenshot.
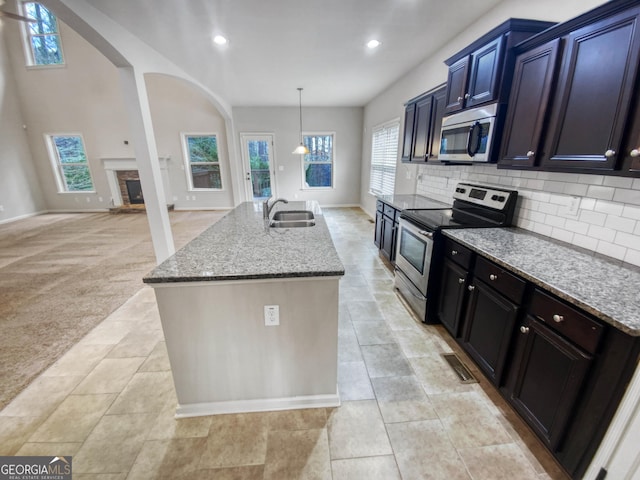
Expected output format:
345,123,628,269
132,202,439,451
80,0,505,107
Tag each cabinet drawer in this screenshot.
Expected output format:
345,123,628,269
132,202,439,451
475,256,526,304
383,203,397,220
444,238,473,269
376,200,384,212
529,289,604,355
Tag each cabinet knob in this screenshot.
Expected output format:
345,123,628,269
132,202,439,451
489,274,498,281
520,326,530,334
526,151,535,157
552,314,564,323
458,278,465,284
464,93,470,99
468,285,475,291
630,149,640,157
605,149,616,158
451,250,458,256
457,96,463,102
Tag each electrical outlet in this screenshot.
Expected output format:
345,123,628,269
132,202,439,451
568,196,580,216
264,305,279,326
0,205,4,212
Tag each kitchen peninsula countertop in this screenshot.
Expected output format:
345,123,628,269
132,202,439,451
377,194,451,210
444,228,640,336
143,201,344,283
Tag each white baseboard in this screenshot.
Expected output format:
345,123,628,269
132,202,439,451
44,208,110,213
0,210,48,225
174,391,340,418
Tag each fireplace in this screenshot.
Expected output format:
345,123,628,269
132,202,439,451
101,157,172,213
126,180,144,204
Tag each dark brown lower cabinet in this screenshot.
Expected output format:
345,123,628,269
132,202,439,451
461,279,519,385
374,211,383,249
437,258,468,337
508,316,592,450
380,215,397,262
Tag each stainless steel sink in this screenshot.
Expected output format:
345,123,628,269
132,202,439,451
272,210,315,221
269,210,316,228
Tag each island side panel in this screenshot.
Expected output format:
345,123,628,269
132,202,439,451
152,276,340,414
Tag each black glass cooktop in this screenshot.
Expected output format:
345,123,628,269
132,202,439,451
401,208,502,231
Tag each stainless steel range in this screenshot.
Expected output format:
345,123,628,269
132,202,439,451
394,183,518,323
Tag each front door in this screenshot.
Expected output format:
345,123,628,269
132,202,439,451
240,134,276,200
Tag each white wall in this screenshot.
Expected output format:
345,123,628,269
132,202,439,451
0,28,45,222
146,74,234,209
232,106,363,206
4,20,234,213
360,0,608,216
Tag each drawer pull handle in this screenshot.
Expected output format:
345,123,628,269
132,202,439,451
520,326,530,334
605,149,616,158
458,278,465,284
553,314,564,323
526,150,535,157
457,96,463,102
468,285,475,292
631,149,640,157
451,250,458,255
489,274,498,281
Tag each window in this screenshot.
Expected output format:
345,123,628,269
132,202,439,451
22,2,64,66
182,134,222,190
369,120,399,196
302,134,334,188
46,135,94,192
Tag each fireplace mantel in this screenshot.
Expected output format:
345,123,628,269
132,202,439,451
102,157,171,207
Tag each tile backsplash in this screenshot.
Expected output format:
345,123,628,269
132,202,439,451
416,164,640,267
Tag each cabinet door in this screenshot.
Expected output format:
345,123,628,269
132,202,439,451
400,103,416,162
381,216,397,262
462,279,519,385
437,258,468,337
623,88,640,174
509,317,592,450
543,7,640,171
411,95,434,162
428,88,447,160
499,39,561,168
374,211,383,248
445,57,470,114
466,36,505,108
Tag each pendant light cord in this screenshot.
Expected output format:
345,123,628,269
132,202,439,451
298,87,304,144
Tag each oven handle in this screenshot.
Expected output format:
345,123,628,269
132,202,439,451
418,230,433,239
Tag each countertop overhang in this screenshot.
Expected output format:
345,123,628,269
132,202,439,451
143,201,345,283
444,227,640,336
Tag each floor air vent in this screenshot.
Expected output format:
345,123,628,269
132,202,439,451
442,353,477,384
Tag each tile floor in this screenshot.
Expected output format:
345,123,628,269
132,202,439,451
0,207,569,479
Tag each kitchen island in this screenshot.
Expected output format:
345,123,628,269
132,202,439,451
144,201,344,417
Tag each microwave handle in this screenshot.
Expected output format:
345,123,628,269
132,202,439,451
467,121,482,157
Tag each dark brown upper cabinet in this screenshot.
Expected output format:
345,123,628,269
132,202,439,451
498,0,640,176
401,85,446,164
543,6,640,172
400,102,416,162
443,19,555,115
499,39,561,168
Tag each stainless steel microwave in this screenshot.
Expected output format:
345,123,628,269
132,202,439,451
439,103,498,162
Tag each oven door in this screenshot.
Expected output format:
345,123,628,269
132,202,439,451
395,218,434,296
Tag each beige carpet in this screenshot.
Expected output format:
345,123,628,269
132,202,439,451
0,210,225,410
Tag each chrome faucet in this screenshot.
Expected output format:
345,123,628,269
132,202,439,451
263,197,289,220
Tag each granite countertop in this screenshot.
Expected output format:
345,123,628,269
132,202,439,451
144,201,345,283
377,194,451,211
443,228,640,336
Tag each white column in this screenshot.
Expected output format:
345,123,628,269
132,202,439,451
118,66,175,263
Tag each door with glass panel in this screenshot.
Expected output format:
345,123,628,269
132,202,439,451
240,134,276,200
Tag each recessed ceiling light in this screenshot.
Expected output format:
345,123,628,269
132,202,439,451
367,39,381,49
213,35,228,45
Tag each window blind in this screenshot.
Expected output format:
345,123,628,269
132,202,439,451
369,121,399,196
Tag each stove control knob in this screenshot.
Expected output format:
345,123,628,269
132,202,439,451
498,196,506,202
491,195,498,201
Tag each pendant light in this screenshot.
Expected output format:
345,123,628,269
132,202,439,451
293,87,310,155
